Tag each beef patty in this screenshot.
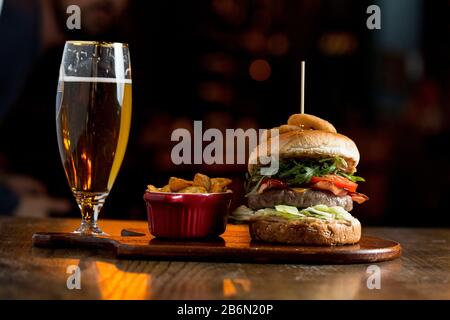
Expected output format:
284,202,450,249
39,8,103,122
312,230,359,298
247,189,353,211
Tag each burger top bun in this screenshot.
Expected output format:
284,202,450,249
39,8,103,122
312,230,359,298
248,114,360,174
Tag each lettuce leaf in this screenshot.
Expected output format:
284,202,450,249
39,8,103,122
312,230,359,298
229,205,255,223
274,205,302,215
269,204,355,221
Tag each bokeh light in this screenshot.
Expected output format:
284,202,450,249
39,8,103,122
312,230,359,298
249,59,271,81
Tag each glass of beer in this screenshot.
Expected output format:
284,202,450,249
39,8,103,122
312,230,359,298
56,41,132,235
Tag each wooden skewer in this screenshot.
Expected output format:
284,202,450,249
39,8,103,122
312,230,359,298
300,61,305,114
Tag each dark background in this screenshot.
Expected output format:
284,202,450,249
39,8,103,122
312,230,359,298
1,0,449,226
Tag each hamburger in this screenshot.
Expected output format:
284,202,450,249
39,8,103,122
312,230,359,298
233,114,368,246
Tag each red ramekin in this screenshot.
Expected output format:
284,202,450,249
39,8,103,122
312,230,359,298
143,191,233,239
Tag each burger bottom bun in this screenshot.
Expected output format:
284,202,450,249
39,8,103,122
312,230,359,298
249,217,361,246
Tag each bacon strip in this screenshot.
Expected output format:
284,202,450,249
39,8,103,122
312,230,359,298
258,178,288,194
349,192,369,204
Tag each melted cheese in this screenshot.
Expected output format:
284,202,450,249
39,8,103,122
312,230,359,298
292,188,308,194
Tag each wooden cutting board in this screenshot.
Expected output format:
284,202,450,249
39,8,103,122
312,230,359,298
32,224,401,264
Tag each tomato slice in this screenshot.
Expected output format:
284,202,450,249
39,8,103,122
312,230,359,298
310,175,358,193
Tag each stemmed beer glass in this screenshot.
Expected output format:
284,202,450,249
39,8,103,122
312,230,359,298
56,41,132,235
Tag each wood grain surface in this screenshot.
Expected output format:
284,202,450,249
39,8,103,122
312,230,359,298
31,225,401,264
1,217,449,299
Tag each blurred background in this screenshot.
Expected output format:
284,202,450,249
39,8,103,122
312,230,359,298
0,0,449,226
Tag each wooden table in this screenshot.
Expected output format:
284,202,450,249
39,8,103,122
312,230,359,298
0,217,449,300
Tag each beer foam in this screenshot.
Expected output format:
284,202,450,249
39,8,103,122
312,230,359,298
62,76,132,84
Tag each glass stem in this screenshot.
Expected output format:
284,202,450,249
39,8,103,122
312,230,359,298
73,192,109,235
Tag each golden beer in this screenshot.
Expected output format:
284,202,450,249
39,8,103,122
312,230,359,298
56,79,131,229
57,80,131,191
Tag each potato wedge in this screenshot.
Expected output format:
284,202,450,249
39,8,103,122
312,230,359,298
160,184,171,192
147,175,232,194
210,178,232,193
147,184,159,192
193,173,211,191
169,177,192,192
178,186,208,193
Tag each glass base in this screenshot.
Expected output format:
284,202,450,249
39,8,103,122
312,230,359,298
72,191,109,236
73,220,108,236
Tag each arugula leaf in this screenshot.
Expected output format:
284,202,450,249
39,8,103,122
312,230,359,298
338,172,365,182
245,156,365,195
244,171,266,196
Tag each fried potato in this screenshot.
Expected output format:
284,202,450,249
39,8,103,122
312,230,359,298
169,177,192,192
210,178,232,193
193,173,211,191
210,183,224,193
160,184,171,192
147,175,232,194
147,184,159,192
178,186,208,193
